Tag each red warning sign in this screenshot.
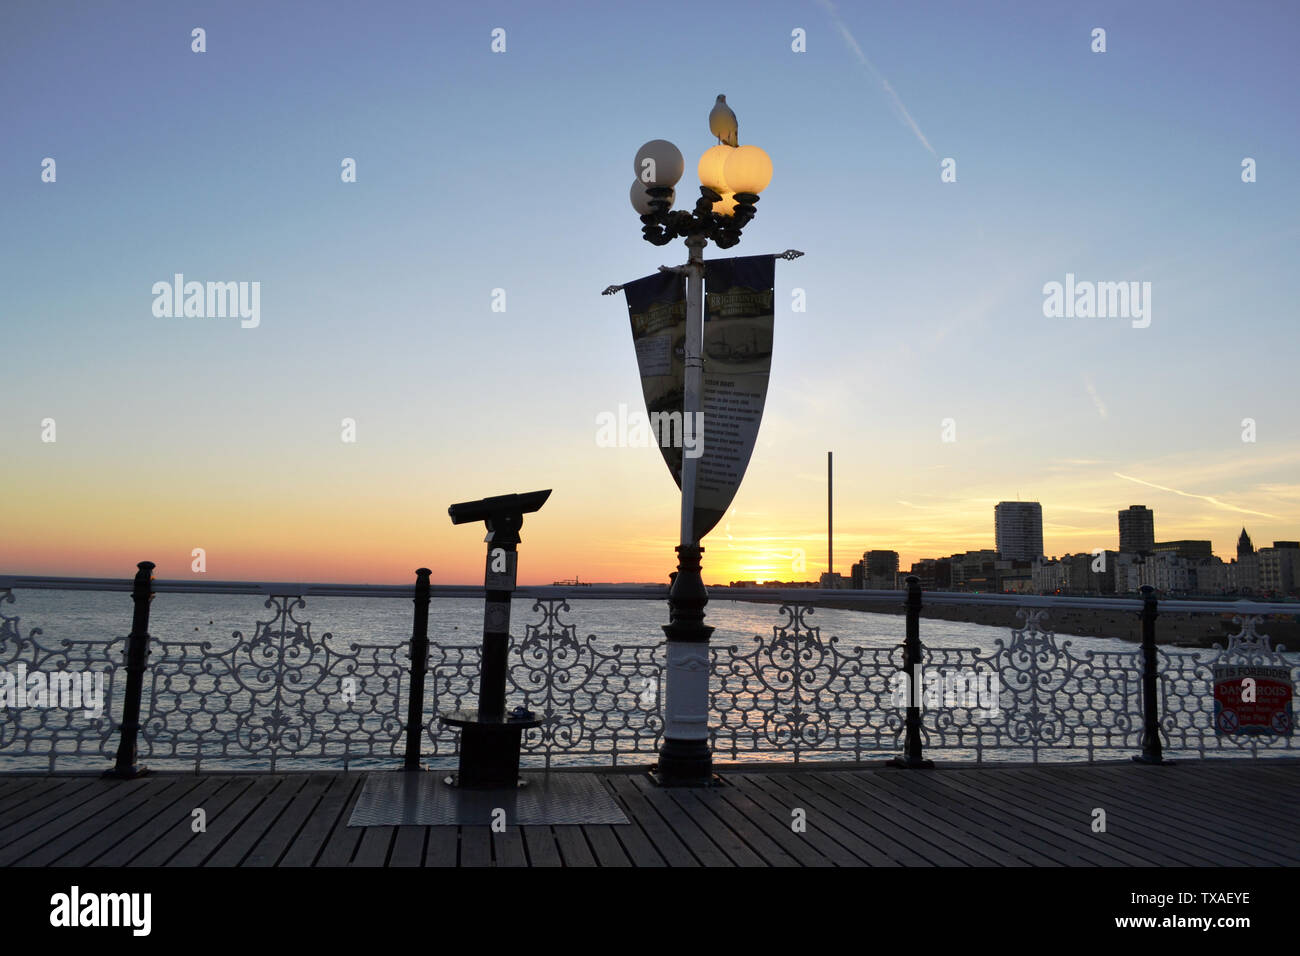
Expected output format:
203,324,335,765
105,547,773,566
1213,665,1294,736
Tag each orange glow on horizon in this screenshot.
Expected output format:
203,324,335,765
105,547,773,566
5,439,1298,586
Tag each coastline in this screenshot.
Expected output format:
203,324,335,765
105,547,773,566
734,596,1300,649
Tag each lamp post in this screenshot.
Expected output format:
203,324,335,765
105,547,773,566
628,98,773,786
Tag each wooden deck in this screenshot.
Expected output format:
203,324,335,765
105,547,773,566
0,760,1296,867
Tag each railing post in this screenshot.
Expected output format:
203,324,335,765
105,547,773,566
105,561,154,779
404,568,432,770
1132,584,1167,765
891,575,933,769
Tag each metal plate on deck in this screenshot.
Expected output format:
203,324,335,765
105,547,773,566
347,772,629,827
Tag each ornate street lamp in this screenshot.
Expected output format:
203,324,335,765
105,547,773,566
627,98,773,786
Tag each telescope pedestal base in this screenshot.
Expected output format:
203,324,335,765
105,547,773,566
440,710,545,790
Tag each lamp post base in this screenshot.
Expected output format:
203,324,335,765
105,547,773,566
650,737,716,787
655,543,716,787
888,755,934,770
103,764,149,780
1131,753,1170,766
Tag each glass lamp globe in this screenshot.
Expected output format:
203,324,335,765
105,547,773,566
633,139,684,188
630,179,673,215
722,144,772,194
712,191,737,217
697,145,732,194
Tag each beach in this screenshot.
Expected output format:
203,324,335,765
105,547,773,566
791,597,1300,648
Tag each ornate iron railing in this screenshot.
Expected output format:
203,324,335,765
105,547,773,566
0,574,1296,772
0,590,124,770
1159,614,1297,756
140,592,409,771
712,603,904,760
421,599,665,768
919,609,1145,762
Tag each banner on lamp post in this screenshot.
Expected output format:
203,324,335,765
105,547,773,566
622,254,776,542
623,269,689,483
695,254,775,541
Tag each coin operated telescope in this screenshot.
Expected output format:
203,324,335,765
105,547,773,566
440,489,551,788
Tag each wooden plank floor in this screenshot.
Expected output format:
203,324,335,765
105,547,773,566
0,760,1295,867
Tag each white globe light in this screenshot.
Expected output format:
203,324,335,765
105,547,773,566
631,178,673,215
723,144,773,194
697,145,732,194
633,139,684,188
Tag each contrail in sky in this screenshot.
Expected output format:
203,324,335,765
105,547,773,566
1113,472,1276,518
1084,376,1108,419
816,0,937,156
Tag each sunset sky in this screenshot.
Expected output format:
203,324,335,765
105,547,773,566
2,0,1298,586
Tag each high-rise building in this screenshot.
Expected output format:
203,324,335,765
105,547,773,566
865,550,900,589
995,502,1044,561
1118,505,1155,554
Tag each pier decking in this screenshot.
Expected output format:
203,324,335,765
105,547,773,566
1,760,1296,867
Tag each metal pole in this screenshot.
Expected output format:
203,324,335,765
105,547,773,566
1133,584,1166,765
827,451,833,578
106,561,154,779
478,518,522,722
679,236,706,548
655,234,715,786
403,567,432,770
891,575,933,769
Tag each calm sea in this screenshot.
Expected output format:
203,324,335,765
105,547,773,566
6,588,1150,657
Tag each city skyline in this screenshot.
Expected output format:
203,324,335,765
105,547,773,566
804,499,1295,588
3,0,1299,586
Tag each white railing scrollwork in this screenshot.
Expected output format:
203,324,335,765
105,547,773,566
1,581,1296,772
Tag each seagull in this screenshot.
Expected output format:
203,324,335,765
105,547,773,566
709,94,738,147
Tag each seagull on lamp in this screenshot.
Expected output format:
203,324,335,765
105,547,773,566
709,94,738,147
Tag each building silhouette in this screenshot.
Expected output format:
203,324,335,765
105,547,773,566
1153,540,1213,560
866,550,899,589
995,502,1044,561
849,550,901,589
1118,505,1155,555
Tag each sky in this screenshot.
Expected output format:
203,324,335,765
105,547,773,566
2,0,1298,586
